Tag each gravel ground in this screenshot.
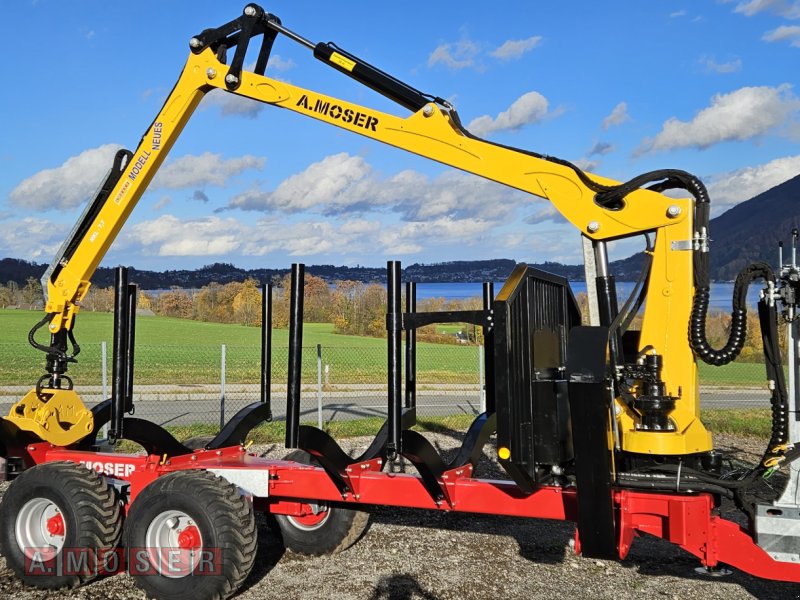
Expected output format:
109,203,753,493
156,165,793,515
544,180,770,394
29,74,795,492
1,433,799,600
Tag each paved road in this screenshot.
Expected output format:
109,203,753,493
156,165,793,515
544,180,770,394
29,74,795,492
0,385,775,428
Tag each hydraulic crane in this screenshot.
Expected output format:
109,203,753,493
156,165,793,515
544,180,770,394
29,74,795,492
1,5,799,599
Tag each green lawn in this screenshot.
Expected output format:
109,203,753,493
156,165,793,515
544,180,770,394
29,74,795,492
0,309,771,388
697,361,770,387
0,309,481,386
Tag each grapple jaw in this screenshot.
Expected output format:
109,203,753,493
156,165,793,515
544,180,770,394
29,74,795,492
5,388,94,446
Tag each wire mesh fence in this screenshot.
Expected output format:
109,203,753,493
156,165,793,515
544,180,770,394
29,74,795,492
0,341,779,436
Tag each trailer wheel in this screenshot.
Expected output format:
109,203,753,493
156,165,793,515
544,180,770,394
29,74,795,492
0,461,122,589
124,470,256,600
275,450,370,556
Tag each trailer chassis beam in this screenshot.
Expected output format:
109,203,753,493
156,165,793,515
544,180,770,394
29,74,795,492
19,443,800,583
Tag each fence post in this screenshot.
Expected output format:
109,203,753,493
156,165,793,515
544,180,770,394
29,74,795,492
479,344,486,413
220,344,226,430
317,344,323,429
101,341,108,439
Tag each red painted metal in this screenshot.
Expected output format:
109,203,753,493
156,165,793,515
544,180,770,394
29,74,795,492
46,513,64,537
22,443,800,583
178,525,201,550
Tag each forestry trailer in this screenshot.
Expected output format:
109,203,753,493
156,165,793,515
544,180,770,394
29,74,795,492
1,6,799,599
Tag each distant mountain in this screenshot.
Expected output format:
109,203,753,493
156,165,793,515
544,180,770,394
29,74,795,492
709,174,800,280
2,175,798,287
0,258,579,289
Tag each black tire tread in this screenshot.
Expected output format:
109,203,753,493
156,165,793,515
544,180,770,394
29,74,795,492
0,461,122,589
125,469,256,600
276,450,370,557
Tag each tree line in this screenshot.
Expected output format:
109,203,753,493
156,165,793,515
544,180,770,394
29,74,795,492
74,274,481,345
0,276,781,357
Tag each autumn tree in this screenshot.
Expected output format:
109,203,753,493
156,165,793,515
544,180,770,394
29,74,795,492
232,278,262,326
304,274,332,322
83,286,114,312
21,277,42,310
0,284,13,308
138,291,153,311
153,287,193,318
331,281,387,337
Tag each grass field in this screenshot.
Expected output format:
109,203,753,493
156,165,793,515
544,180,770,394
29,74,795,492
0,309,481,386
0,309,767,388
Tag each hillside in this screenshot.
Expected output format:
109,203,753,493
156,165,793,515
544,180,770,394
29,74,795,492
709,174,800,280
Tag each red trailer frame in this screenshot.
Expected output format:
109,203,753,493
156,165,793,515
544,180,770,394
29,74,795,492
18,441,800,584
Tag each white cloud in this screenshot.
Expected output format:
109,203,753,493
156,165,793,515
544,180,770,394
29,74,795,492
153,196,171,211
8,146,264,211
0,217,63,259
490,36,542,60
227,152,532,221
128,215,245,256
427,39,480,69
734,0,800,18
602,102,631,130
670,10,687,18
152,152,264,189
377,218,493,255
267,54,296,72
763,25,800,47
125,212,490,261
638,84,800,154
229,153,371,213
9,144,121,210
699,55,742,73
524,205,567,225
707,154,800,212
467,91,550,136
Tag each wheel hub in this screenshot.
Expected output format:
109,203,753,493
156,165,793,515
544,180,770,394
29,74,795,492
144,510,204,579
287,502,330,530
15,497,67,557
177,525,201,550
46,513,65,537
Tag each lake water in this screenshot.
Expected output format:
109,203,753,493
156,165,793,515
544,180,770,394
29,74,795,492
414,281,764,310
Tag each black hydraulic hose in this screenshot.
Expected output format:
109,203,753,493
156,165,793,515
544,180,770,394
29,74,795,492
634,463,749,489
757,298,789,461
608,233,654,340
690,263,775,366
617,473,734,498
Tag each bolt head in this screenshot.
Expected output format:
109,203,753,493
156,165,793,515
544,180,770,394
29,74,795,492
422,104,435,117
49,323,56,330
189,37,202,48
244,5,257,16
206,68,217,79
225,74,239,84
666,205,681,218
587,221,600,233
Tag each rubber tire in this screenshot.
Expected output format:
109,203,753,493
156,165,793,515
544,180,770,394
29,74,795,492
275,450,370,556
0,461,122,589
124,470,256,600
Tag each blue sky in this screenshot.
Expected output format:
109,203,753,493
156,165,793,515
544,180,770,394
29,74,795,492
1,1,799,272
